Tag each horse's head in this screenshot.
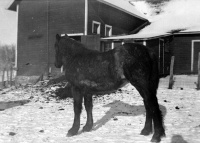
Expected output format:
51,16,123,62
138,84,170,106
54,33,88,68
54,34,64,68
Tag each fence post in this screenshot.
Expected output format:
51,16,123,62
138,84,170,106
0,71,2,88
197,52,200,90
168,56,175,89
6,68,9,87
2,68,5,88
10,65,13,86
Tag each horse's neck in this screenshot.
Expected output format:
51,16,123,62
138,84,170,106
64,41,98,56
62,40,98,64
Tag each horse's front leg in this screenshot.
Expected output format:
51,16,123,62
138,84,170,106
67,87,83,137
83,94,93,132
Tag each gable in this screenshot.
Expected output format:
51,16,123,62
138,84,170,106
97,0,147,21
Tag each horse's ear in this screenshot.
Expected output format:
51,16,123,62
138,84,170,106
56,34,61,40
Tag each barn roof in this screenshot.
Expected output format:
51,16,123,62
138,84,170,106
7,0,21,11
7,0,148,21
102,30,200,41
102,0,200,41
96,0,147,21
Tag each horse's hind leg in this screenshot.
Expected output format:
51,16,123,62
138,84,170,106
141,98,153,135
132,84,153,135
133,82,165,142
83,94,93,132
67,86,83,137
148,94,165,142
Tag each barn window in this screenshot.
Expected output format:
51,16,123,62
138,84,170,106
92,21,101,34
105,24,112,37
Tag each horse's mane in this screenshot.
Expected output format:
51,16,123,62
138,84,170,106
60,36,99,56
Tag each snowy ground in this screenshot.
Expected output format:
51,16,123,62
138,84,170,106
0,75,200,143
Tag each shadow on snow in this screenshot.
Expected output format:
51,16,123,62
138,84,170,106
93,100,167,131
0,100,30,111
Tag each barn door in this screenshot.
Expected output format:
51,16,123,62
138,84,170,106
81,35,100,51
159,39,165,74
192,40,200,73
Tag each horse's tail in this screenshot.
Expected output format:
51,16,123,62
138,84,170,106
149,50,159,95
149,49,165,132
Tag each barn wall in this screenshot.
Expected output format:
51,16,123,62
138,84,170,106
146,39,159,56
173,34,200,74
145,37,172,75
17,0,85,80
88,0,146,37
48,0,85,76
17,0,48,77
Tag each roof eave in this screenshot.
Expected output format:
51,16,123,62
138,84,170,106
175,31,200,35
7,0,21,11
97,0,148,21
101,33,172,41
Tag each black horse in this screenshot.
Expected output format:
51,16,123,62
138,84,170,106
54,34,165,142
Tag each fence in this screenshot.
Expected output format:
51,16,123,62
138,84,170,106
0,64,17,89
0,44,16,89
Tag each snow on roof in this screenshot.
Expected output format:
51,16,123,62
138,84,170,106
97,0,148,20
103,0,200,40
102,32,171,41
135,0,200,35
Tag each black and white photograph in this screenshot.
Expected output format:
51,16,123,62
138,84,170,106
0,0,200,142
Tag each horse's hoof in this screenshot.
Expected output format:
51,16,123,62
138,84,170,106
82,125,93,132
150,132,165,142
150,137,161,143
67,128,78,137
140,128,152,136
66,132,74,137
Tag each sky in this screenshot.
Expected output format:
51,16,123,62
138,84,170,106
132,0,200,34
0,0,17,45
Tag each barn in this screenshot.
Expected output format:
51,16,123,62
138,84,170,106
102,0,200,75
140,31,200,75
8,0,148,84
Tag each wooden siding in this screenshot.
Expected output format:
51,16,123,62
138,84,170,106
47,0,85,75
81,35,100,51
173,34,200,74
17,0,85,76
146,39,159,56
193,42,200,72
144,34,200,74
17,0,48,76
88,0,146,37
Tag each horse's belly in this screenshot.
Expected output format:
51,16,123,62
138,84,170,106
78,78,128,94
